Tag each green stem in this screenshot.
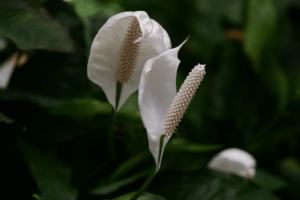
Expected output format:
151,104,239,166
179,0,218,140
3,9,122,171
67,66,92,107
81,18,92,58
129,164,156,200
108,82,122,158
157,134,166,169
79,157,112,189
79,82,122,189
116,81,122,111
129,135,165,200
108,108,116,158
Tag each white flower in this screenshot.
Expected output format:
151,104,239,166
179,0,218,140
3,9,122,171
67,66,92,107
138,40,206,170
208,148,256,179
88,11,171,110
0,52,19,89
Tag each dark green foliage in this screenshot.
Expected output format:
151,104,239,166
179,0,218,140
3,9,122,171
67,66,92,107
1,0,300,200
18,138,77,200
0,0,75,52
113,192,166,200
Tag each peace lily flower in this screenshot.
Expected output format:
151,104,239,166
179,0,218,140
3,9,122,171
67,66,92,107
208,148,256,179
138,39,206,170
88,11,171,110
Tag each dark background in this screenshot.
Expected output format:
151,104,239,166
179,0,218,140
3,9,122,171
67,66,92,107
1,0,300,199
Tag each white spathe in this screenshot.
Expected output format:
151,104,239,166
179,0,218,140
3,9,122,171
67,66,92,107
138,40,187,170
208,148,256,179
88,11,171,111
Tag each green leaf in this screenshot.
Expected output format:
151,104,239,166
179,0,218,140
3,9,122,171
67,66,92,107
18,139,77,200
88,152,152,195
109,152,151,181
151,170,245,200
165,138,222,153
151,170,282,200
49,98,111,122
259,55,289,111
71,0,100,18
0,111,14,124
32,194,43,200
160,152,207,172
252,168,287,191
190,0,245,61
0,89,62,108
89,169,150,195
278,158,300,185
0,0,75,52
244,0,277,67
117,93,143,125
48,95,142,125
235,186,281,200
113,192,166,200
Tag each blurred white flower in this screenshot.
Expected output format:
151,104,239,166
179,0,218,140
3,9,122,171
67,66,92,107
139,40,206,170
0,52,19,89
0,36,7,51
88,11,171,110
208,148,256,179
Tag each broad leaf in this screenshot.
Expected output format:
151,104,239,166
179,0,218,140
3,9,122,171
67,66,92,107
89,169,150,195
252,168,287,191
278,158,300,185
0,89,62,108
151,170,281,200
150,170,245,200
0,0,75,52
113,192,166,200
259,55,289,111
49,98,111,122
18,139,77,200
71,0,100,19
165,138,222,153
109,152,151,181
117,93,143,125
244,0,277,67
235,186,281,200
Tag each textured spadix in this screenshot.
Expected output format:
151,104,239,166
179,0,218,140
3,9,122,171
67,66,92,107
208,148,256,179
88,11,171,111
162,64,205,136
117,17,142,83
139,39,206,170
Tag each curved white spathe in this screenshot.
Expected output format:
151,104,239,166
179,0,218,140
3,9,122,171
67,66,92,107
88,11,171,111
138,39,187,170
208,148,256,179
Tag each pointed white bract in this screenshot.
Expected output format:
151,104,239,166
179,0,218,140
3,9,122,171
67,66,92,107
208,148,256,179
88,11,171,111
139,39,206,170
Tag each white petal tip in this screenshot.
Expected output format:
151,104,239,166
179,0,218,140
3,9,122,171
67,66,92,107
208,148,256,179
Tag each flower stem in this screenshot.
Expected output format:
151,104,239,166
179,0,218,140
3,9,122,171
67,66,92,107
129,135,165,200
108,82,122,158
116,81,122,110
108,108,116,158
81,18,92,58
129,164,156,200
79,82,123,190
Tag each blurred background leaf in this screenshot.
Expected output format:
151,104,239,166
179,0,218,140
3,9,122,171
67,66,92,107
0,0,75,52
1,0,300,199
18,138,77,200
113,192,166,200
